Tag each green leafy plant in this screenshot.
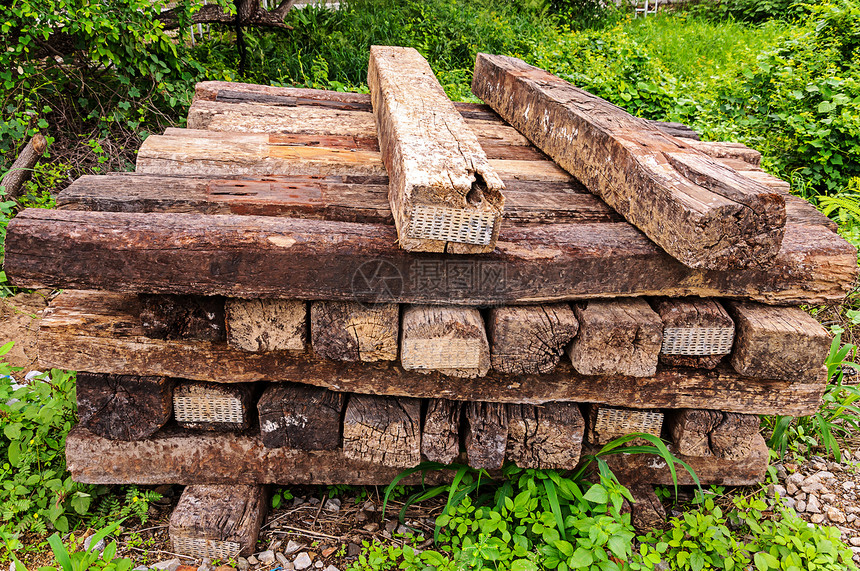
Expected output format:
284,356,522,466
40,521,134,571
765,332,860,461
271,487,294,509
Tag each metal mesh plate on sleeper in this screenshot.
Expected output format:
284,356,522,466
174,396,244,425
172,536,241,560
661,327,734,356
595,407,664,436
407,204,497,245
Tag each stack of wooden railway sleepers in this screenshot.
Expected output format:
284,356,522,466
4,47,857,559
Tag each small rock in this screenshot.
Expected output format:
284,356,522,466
294,552,313,571
807,495,822,514
783,497,796,510
283,563,295,571
844,481,857,491
84,535,106,554
827,506,847,523
348,543,361,557
817,471,836,481
197,560,213,571
356,511,367,522
797,499,807,512
847,506,860,514
822,493,838,503
396,524,411,535
293,496,306,506
786,481,799,495
850,514,858,523
363,522,379,532
384,519,398,533
850,537,860,547
787,472,805,486
802,483,823,494
796,492,807,501
811,513,826,524
769,484,787,498
214,567,233,571
286,540,304,554
314,562,324,569
277,552,290,566
324,498,342,512
236,558,249,571
258,551,275,564
270,540,283,552
308,497,321,506
321,546,337,558
362,500,376,512
776,464,788,480
152,560,181,571
247,556,258,565
133,567,150,571
324,566,339,571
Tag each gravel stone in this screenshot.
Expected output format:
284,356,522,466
277,552,290,566
236,558,250,571
294,552,313,571
258,550,275,564
152,560,181,571
84,535,106,554
324,498,342,512
811,513,826,524
807,495,822,514
828,507,847,523
797,499,807,512
286,540,304,554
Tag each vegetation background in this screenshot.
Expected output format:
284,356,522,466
2,0,860,568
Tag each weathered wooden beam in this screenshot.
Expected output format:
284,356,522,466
724,301,831,382
422,399,461,465
371,46,505,252
342,395,422,468
685,140,761,166
139,294,226,341
173,381,254,431
257,384,343,449
76,372,174,441
472,53,785,271
652,298,734,369
170,484,267,559
568,300,663,377
225,298,307,352
401,305,490,378
666,409,723,457
9,214,853,307
488,304,579,374
39,292,829,416
65,426,769,486
628,484,667,531
506,402,584,469
709,412,761,460
56,173,617,225
310,301,398,362
465,402,509,470
586,404,664,446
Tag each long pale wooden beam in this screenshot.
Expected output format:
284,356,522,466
472,53,785,271
367,46,505,253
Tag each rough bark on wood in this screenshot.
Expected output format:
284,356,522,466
472,53,785,271
586,404,664,446
628,484,667,532
169,484,267,559
488,304,578,374
401,305,490,378
666,409,723,456
139,294,226,341
65,426,768,486
709,412,760,460
257,384,343,449
173,381,253,431
76,372,174,441
422,399,461,464
310,301,398,361
506,402,584,469
1,134,47,200
225,298,307,352
568,300,663,377
342,395,421,468
465,402,508,470
368,46,505,253
39,291,830,416
652,298,734,369
685,139,761,166
725,301,831,382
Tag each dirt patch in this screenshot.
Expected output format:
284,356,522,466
0,290,51,377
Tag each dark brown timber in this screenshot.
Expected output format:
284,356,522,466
139,294,226,342
342,395,422,468
652,298,734,369
488,304,578,375
6,210,855,306
465,402,509,470
310,301,399,362
506,402,584,469
76,372,174,441
422,399,462,464
256,384,344,449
